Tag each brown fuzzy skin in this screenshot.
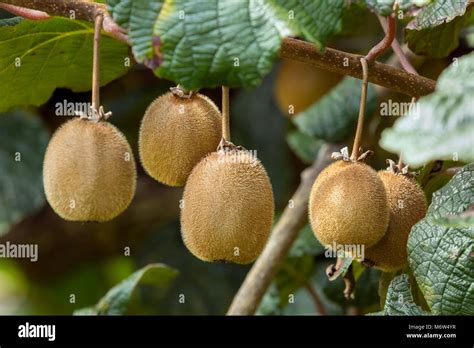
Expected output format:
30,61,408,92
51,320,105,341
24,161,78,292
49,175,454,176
138,92,221,187
309,161,389,249
364,172,427,272
43,118,136,222
181,150,274,264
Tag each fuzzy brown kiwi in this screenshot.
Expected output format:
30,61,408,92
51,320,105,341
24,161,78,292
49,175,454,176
43,118,136,222
309,160,389,249
138,91,222,187
364,171,427,271
180,149,274,264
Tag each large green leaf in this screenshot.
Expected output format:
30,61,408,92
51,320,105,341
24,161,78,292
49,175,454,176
74,264,177,315
0,111,48,235
382,275,429,315
107,0,163,62
153,0,293,89
408,164,474,315
293,77,377,142
0,18,132,112
269,0,344,50
380,53,474,167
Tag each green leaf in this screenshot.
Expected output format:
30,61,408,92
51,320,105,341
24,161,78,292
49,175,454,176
153,0,293,89
0,111,48,235
286,131,324,164
428,163,474,221
380,53,474,167
293,77,376,142
407,0,470,30
0,18,132,112
74,264,178,315
408,220,473,315
382,275,429,315
107,0,163,62
408,164,474,315
269,0,344,50
405,7,474,58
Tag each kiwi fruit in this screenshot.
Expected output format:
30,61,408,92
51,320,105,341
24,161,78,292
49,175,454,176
309,160,389,249
43,118,136,222
364,171,427,271
139,91,222,187
180,149,274,264
275,60,341,116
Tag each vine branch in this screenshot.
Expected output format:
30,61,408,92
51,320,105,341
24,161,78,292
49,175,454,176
0,0,436,97
227,144,340,315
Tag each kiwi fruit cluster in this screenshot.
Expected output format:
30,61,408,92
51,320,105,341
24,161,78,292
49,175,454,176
138,91,222,187
309,153,427,272
43,118,136,222
180,147,274,264
364,170,427,271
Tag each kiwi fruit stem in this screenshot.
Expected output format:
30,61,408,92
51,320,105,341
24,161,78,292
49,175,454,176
350,57,369,161
222,86,231,142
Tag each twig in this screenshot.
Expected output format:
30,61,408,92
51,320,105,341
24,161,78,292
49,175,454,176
304,283,327,315
0,3,48,19
366,15,396,63
279,38,435,97
0,0,128,42
221,86,231,142
227,144,340,315
92,13,103,110
350,57,369,160
378,15,419,76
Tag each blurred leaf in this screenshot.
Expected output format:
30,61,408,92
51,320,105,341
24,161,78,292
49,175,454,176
406,7,474,58
0,18,132,112
74,264,177,315
107,0,163,62
0,16,22,26
380,53,474,167
269,0,344,50
381,274,429,315
286,131,324,164
289,224,325,257
408,163,474,315
0,111,48,235
362,0,414,16
293,77,376,142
